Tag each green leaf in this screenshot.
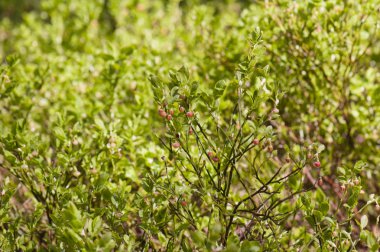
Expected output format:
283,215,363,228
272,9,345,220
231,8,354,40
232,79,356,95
94,117,106,131
241,240,261,252
347,187,360,208
64,227,85,247
319,202,329,216
301,195,311,208
3,150,16,163
209,223,222,242
53,127,66,141
213,80,227,99
120,46,135,56
354,161,366,173
190,230,206,247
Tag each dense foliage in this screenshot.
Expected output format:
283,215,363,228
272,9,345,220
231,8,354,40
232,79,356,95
0,0,379,251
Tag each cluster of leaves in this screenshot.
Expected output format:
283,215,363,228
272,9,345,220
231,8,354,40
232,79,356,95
242,0,380,183
0,0,379,251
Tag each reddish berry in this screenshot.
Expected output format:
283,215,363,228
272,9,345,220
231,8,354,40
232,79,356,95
186,111,194,118
172,142,180,149
166,114,172,120
181,201,187,206
158,109,167,118
252,139,260,145
169,109,174,115
207,151,214,157
188,127,193,135
179,106,185,113
212,157,219,163
313,161,321,168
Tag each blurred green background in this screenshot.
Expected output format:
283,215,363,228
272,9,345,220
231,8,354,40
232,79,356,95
0,0,40,22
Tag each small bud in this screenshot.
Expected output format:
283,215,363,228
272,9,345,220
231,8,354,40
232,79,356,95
181,201,187,207
307,152,313,159
188,127,193,135
186,111,194,118
169,109,174,115
166,114,172,120
172,142,180,149
207,151,214,158
313,161,321,168
158,109,167,118
285,155,291,163
252,139,260,145
353,179,360,185
272,108,279,113
212,157,219,163
179,106,185,113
